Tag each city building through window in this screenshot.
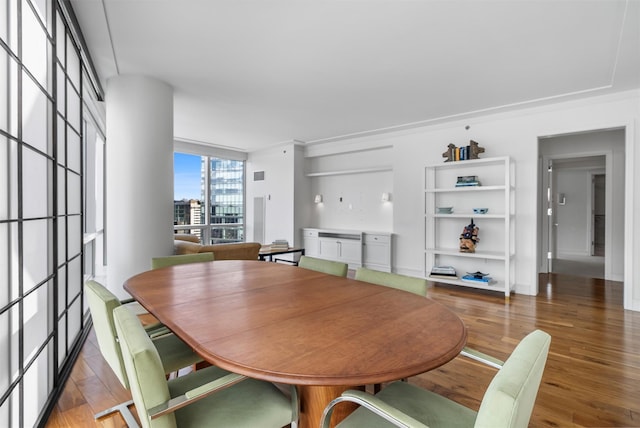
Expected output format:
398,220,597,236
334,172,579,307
173,152,245,244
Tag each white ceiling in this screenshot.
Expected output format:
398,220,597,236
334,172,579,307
70,0,640,152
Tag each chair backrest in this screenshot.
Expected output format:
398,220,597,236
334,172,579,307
354,267,427,296
298,256,348,277
474,330,551,428
174,234,200,243
207,242,262,260
85,280,130,388
113,305,176,428
151,252,214,269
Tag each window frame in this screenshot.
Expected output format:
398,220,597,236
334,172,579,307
173,145,248,244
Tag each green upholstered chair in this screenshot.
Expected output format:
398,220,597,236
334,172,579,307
151,252,214,269
321,329,551,428
298,255,348,277
85,280,203,427
112,305,298,428
354,267,428,296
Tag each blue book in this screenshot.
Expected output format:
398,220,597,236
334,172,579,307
461,274,495,284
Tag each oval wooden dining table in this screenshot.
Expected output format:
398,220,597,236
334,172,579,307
123,260,467,427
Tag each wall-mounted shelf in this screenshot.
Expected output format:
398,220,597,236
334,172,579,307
305,166,393,177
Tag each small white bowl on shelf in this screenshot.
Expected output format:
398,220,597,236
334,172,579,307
473,208,489,214
436,207,453,214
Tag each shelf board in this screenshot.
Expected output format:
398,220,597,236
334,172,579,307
306,166,392,177
425,156,509,169
427,276,510,293
425,185,506,193
429,213,505,219
425,248,506,260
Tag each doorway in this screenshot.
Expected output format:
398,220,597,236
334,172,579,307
538,128,625,284
592,174,605,257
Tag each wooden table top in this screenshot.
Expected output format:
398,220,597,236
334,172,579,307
123,260,467,386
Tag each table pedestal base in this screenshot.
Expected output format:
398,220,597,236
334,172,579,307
298,385,364,428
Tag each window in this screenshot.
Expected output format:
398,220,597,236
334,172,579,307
174,152,246,244
1,0,103,425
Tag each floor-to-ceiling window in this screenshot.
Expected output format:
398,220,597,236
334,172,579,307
173,145,247,244
1,0,103,425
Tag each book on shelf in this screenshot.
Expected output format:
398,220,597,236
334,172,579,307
429,266,457,279
455,175,481,187
461,274,496,284
429,274,459,280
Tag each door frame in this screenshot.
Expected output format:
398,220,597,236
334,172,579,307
539,150,613,279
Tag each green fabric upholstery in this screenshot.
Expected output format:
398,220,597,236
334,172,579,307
113,306,296,428
86,280,130,387
113,306,176,428
298,255,348,277
354,267,428,296
474,330,551,427
323,330,551,428
151,252,214,269
85,280,202,389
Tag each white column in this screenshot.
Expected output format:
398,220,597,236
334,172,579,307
105,75,174,298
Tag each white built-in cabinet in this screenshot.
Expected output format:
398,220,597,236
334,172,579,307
424,156,514,298
302,228,392,272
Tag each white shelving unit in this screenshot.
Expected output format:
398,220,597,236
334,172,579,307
424,156,514,299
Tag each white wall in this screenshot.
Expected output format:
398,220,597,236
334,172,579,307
246,142,297,245
305,144,394,232
293,90,639,310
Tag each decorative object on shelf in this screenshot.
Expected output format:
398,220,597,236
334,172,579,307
442,140,485,162
473,207,489,214
459,218,479,253
461,271,495,284
455,175,481,187
436,206,453,214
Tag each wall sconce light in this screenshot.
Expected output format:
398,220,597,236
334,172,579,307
314,194,323,204
381,192,391,202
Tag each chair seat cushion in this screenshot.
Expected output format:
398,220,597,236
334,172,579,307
152,333,203,374
338,381,477,428
168,365,294,428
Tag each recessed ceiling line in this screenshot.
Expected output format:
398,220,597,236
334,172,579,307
100,0,119,75
305,85,614,146
609,0,630,86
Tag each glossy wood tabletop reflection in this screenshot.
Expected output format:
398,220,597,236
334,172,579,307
124,260,467,385
123,260,467,427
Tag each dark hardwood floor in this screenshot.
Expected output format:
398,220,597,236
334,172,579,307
46,273,640,427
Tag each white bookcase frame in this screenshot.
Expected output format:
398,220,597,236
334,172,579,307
424,156,515,299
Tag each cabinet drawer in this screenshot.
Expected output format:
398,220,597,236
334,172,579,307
364,234,390,244
303,229,319,238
